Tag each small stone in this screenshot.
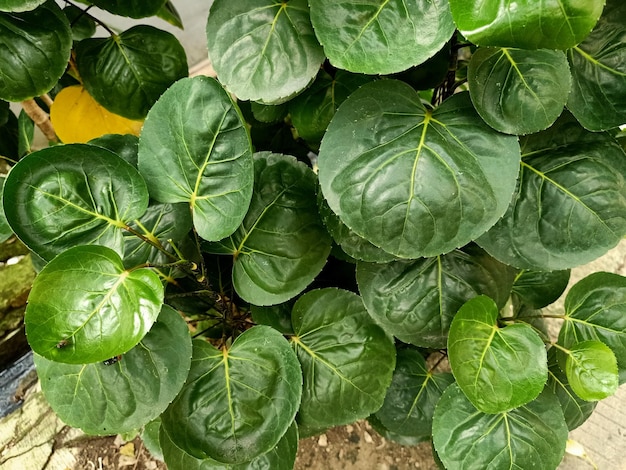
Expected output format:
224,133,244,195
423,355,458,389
346,424,354,433
363,430,373,444
318,434,328,447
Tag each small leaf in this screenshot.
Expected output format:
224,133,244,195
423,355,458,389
17,109,34,157
88,0,166,19
512,269,570,309
448,296,548,413
0,0,46,12
141,418,164,462
250,101,288,124
565,341,619,401
63,5,96,41
156,1,184,29
25,245,164,364
367,414,428,447
0,177,12,243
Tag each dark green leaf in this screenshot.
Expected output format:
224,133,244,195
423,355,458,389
448,296,548,413
367,414,428,446
0,0,45,12
34,305,190,434
3,144,149,260
138,76,253,242
0,99,9,126
156,1,183,29
512,269,570,309
250,303,294,335
63,5,96,41
469,47,571,135
0,107,18,159
291,288,396,430
250,102,288,124
478,113,626,270
565,340,618,401
0,1,72,101
76,25,188,119
88,134,139,168
0,177,12,243
17,109,34,157
141,418,164,461
318,82,520,259
161,327,302,464
206,0,324,104
433,384,568,470
567,0,626,131
88,0,166,18
309,0,454,74
448,0,604,49
392,43,451,91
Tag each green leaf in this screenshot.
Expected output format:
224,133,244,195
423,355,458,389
25,245,163,364
565,340,618,402
138,76,253,242
161,327,302,464
0,107,18,159
88,134,139,168
141,418,164,461
469,47,571,135
478,113,626,271
76,25,188,120
318,82,521,259
17,109,34,157
250,303,294,335
560,272,626,384
432,384,568,470
448,296,548,413
88,0,166,18
567,0,626,131
375,349,453,439
0,177,12,243
291,288,396,430
448,0,604,49
206,0,324,104
156,1,184,29
250,101,288,124
34,305,190,435
0,0,45,12
367,414,428,447
206,152,331,306
63,5,96,41
357,247,515,349
0,1,72,101
309,0,455,74
3,144,149,261
512,269,570,309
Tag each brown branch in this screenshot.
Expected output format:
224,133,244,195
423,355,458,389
20,99,57,143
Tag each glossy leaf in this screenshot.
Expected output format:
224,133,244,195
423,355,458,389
250,303,294,335
567,0,626,131
318,82,521,259
76,25,188,120
448,0,604,49
367,414,428,447
560,272,626,384
89,0,166,19
357,247,515,348
17,109,34,157
433,384,568,470
138,76,253,242
309,0,454,74
63,5,96,41
0,1,72,101
161,327,302,464
469,47,571,135
157,1,184,29
34,305,190,435
250,102,288,124
206,0,325,103
25,245,164,364
88,134,139,169
565,340,618,402
0,177,12,243
375,349,454,439
206,152,331,306
478,113,626,271
0,0,45,12
448,296,548,413
3,144,149,260
291,288,396,430
512,269,570,309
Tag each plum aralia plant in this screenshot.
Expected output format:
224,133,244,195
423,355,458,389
0,0,625,468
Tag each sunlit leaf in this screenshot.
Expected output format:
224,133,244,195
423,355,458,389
565,340,618,401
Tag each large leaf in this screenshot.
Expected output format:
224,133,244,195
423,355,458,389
448,0,604,50
291,288,396,430
161,327,302,464
34,305,191,435
559,272,626,384
3,144,149,260
469,47,571,135
432,384,568,470
76,25,188,120
0,0,45,12
448,296,548,413
477,113,626,271
205,152,331,306
310,0,454,74
357,246,515,349
567,0,626,131
565,340,618,401
138,76,253,242
25,245,164,364
0,1,72,101
88,0,166,18
206,0,325,103
374,349,454,439
511,269,570,309
318,82,521,259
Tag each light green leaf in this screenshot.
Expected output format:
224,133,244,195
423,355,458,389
0,0,45,12
565,340,618,401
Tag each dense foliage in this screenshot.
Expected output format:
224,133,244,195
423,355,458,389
0,0,625,468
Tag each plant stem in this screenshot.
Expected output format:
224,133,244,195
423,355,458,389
21,99,57,142
63,0,116,35
124,224,179,262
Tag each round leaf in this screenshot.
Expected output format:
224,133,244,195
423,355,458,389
448,296,548,413
469,47,571,135
448,0,604,49
138,76,253,242
161,327,302,464
565,340,618,402
34,305,191,435
433,384,568,470
309,0,455,74
478,113,626,271
512,269,570,309
206,0,325,103
25,245,164,364
88,0,166,18
0,0,45,12
3,144,149,260
291,288,396,430
0,1,72,101
76,25,188,120
318,81,521,259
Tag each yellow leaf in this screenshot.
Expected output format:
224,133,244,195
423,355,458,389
50,85,143,143
119,441,135,457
